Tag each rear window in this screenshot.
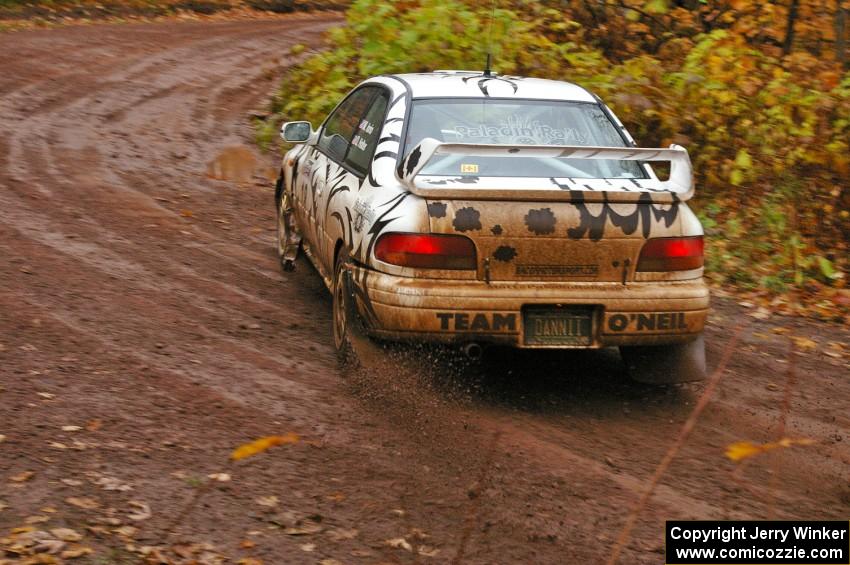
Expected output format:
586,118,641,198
404,99,645,179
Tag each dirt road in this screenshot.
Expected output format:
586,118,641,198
1,16,848,564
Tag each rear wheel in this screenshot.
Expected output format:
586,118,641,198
332,250,383,366
620,334,706,385
332,250,351,356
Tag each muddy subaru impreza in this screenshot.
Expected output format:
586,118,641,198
275,71,709,383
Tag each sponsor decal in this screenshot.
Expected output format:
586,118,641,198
435,312,517,332
460,163,479,173
516,264,598,277
452,116,588,145
606,312,689,333
352,198,375,233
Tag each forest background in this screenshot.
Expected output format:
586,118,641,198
266,0,850,322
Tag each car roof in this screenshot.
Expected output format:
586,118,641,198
387,71,597,103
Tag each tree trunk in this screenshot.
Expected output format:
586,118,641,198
837,1,848,69
783,0,800,56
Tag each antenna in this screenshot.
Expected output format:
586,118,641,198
483,0,496,76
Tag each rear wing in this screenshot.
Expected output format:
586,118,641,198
396,138,693,203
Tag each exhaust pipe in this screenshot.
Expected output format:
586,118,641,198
462,342,483,361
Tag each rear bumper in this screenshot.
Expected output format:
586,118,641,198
352,267,709,348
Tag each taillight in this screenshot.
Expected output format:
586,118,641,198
374,233,476,270
637,236,704,272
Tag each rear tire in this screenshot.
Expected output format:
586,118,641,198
332,250,352,359
620,334,706,385
332,251,383,367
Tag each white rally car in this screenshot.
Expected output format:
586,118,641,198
276,71,709,383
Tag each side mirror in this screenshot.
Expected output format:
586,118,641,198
281,121,312,143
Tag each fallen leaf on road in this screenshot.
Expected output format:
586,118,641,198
61,479,84,487
384,537,413,551
208,473,231,482
91,515,122,527
61,546,93,559
0,500,8,511
792,336,817,350
61,426,82,432
319,560,343,565
66,497,99,509
86,419,102,431
94,476,133,491
748,307,771,320
230,434,299,461
11,471,35,482
0,434,6,443
34,538,66,554
113,526,137,538
49,442,68,450
25,515,49,524
50,528,82,542
300,543,315,552
267,510,298,528
37,392,55,399
327,528,358,541
725,437,816,462
127,501,152,521
255,495,278,508
237,559,263,565
418,545,440,557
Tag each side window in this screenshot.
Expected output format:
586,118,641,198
318,87,377,162
344,92,389,174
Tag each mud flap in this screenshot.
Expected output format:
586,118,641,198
620,334,706,385
280,200,302,264
341,267,383,367
274,174,283,207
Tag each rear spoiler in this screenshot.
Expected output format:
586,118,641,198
395,138,693,203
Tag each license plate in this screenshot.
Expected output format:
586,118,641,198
523,306,594,346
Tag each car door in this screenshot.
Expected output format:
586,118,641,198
313,86,387,274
